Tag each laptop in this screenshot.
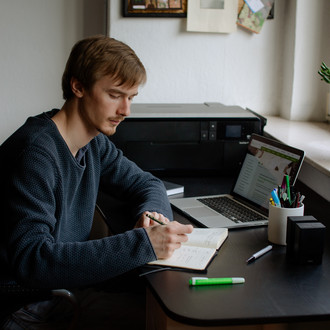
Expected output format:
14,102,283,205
170,134,305,229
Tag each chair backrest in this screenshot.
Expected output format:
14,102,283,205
0,280,79,328
89,204,112,239
0,279,52,326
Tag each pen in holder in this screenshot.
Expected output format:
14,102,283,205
268,203,304,245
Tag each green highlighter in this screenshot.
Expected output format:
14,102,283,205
189,277,245,286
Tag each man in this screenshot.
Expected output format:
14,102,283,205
0,35,193,328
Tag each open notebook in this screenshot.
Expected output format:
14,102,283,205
149,227,228,270
171,134,305,229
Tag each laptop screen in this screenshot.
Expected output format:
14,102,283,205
232,134,305,213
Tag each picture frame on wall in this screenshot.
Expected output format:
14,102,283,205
123,0,187,17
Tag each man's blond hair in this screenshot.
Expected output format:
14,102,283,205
62,35,146,100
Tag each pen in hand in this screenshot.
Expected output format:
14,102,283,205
146,213,166,225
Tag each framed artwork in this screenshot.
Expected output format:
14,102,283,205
123,0,187,17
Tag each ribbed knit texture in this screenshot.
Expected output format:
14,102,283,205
0,109,173,289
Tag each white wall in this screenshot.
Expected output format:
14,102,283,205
1,0,329,144
108,0,330,121
109,0,285,115
280,0,330,121
0,0,105,143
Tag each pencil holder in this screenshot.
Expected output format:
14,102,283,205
268,203,304,245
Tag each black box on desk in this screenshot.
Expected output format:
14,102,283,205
286,216,318,259
294,222,326,264
286,216,326,264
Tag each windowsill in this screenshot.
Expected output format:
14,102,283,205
264,116,330,201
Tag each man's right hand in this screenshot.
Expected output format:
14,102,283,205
145,221,194,260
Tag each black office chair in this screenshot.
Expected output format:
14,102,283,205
0,205,111,329
0,280,79,329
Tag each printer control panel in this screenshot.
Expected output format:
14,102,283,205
201,121,255,142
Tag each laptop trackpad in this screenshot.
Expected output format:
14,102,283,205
184,206,219,217
184,207,235,227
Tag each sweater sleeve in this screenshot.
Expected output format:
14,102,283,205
97,135,173,221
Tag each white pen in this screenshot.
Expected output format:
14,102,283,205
246,245,272,263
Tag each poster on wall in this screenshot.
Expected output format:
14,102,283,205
187,0,238,33
237,0,275,33
123,0,187,17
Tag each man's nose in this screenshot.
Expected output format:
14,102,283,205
118,98,131,117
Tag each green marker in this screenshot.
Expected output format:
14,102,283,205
189,277,245,286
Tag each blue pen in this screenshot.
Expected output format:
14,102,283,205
271,189,281,207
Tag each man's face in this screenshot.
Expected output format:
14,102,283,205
78,75,139,137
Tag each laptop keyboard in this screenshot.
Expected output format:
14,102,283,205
197,196,267,223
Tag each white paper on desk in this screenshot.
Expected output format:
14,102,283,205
149,245,216,270
187,0,238,33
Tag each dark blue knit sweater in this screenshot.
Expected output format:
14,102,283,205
0,109,173,289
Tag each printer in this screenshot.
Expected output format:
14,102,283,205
109,103,266,176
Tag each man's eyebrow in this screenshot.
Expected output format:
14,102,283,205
106,88,138,97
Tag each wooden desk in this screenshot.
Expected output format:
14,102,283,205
144,177,330,330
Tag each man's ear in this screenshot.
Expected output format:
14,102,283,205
70,77,84,98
